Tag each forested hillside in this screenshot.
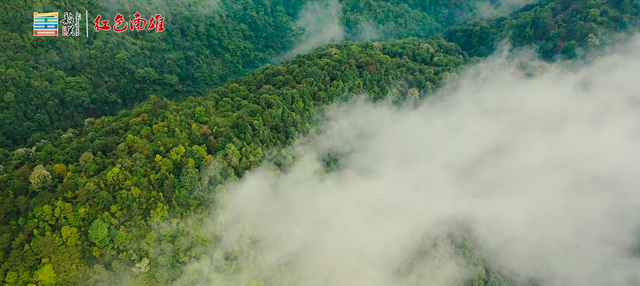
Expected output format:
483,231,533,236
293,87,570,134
444,0,640,59
0,37,470,285
1,0,639,285
0,0,478,150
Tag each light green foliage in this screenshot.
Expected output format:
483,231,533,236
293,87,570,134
113,227,132,251
169,145,186,162
34,264,57,285
106,165,122,184
61,226,80,246
150,203,169,221
5,271,17,283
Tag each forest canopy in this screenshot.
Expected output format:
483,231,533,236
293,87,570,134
0,0,479,150
0,0,639,285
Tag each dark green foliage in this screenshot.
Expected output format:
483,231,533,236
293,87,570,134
444,0,640,59
0,0,479,151
0,0,302,149
342,0,478,40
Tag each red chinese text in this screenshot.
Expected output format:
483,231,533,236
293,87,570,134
93,15,110,32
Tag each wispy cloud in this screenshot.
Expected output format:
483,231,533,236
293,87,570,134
279,0,345,62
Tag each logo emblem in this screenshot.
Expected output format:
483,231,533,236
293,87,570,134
34,12,58,36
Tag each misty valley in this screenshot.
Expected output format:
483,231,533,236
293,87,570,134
1,0,639,285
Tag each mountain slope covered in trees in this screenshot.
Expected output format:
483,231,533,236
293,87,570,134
0,0,480,150
0,37,471,285
444,0,640,59
0,0,639,285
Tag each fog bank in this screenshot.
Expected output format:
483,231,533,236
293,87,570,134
178,35,640,286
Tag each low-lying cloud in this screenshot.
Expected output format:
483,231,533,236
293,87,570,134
179,35,640,285
279,0,345,61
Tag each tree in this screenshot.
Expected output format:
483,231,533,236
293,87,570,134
34,263,57,285
225,143,241,167
61,226,80,246
30,165,52,191
53,164,67,177
79,152,94,165
88,219,110,250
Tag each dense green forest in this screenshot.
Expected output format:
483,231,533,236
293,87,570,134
0,0,478,150
444,0,640,59
0,0,639,285
0,36,473,285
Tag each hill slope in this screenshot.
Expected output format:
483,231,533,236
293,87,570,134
444,0,640,59
0,37,469,285
1,0,639,284
0,0,480,150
